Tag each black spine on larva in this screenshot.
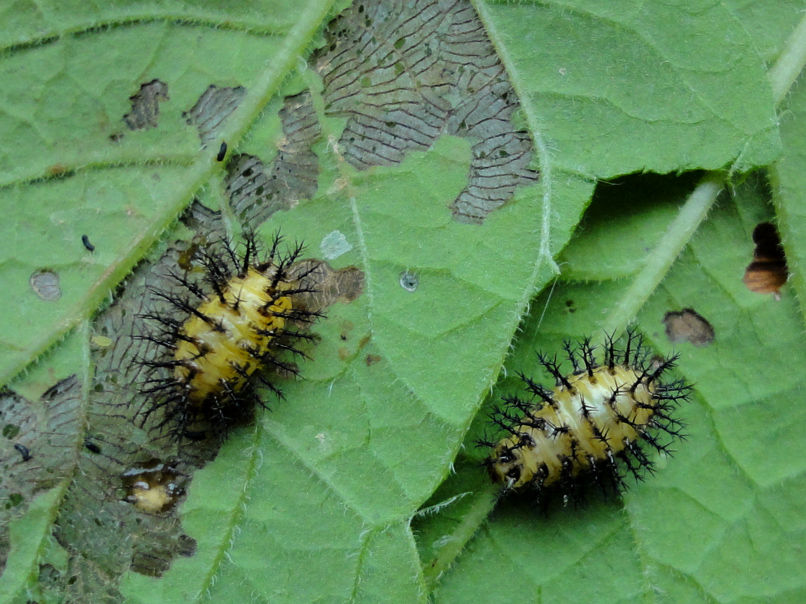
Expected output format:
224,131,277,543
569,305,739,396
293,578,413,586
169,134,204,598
481,330,691,507
538,352,573,389
518,373,558,409
135,231,323,440
580,338,597,376
563,340,580,373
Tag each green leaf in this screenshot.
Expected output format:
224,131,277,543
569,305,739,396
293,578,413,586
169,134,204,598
0,487,68,603
1,0,804,602
473,0,780,176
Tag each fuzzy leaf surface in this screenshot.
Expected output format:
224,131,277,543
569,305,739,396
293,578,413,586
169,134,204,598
0,1,799,602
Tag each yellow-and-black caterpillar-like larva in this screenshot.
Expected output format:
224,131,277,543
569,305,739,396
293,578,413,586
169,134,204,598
136,231,321,440
481,330,690,501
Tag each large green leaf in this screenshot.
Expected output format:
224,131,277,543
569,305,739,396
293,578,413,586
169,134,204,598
0,0,803,602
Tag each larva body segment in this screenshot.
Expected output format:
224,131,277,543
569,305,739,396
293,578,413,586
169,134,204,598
484,331,689,497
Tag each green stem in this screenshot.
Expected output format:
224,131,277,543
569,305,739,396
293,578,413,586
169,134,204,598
769,12,806,106
421,481,500,591
600,171,724,336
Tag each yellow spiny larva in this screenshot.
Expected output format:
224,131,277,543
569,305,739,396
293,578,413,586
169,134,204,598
482,331,689,499
137,231,320,440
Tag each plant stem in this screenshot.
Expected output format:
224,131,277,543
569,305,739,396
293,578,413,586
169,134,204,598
601,171,724,336
421,481,500,591
769,13,806,106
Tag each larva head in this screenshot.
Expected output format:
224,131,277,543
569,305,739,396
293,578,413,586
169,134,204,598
484,331,688,498
487,439,533,490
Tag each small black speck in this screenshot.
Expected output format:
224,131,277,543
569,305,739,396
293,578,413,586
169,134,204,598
14,443,31,462
217,141,227,161
84,439,101,454
82,234,95,252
